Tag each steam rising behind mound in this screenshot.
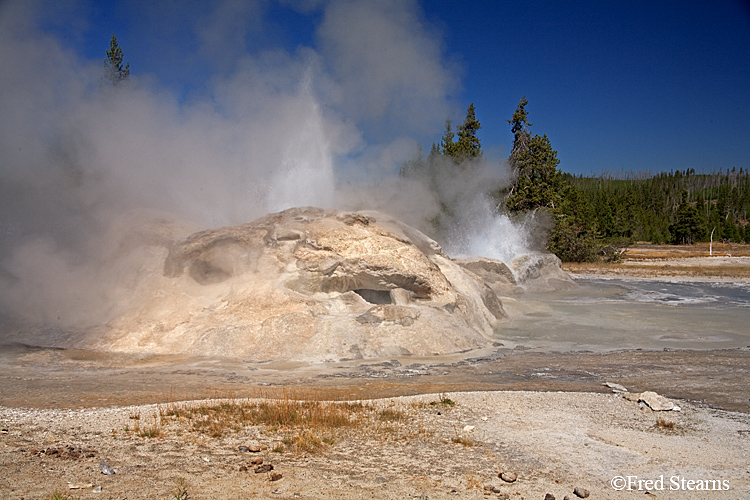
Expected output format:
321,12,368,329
90,207,510,361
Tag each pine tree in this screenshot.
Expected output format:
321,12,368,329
505,133,562,212
103,34,130,86
507,96,532,170
669,191,702,244
454,103,482,160
439,119,457,157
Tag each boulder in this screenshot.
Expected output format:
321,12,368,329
509,253,576,292
90,207,507,361
637,391,677,411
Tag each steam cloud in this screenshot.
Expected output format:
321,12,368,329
0,0,532,337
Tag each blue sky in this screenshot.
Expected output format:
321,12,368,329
7,0,750,177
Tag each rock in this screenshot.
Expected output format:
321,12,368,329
91,207,508,362
499,471,517,483
544,494,556,500
603,382,628,393
497,495,510,500
247,442,264,453
68,483,93,489
270,471,283,481
573,486,590,498
92,486,102,493
250,457,263,465
454,257,519,296
509,253,576,292
239,465,248,472
623,392,640,402
255,464,274,473
462,425,475,432
639,391,676,411
237,445,249,453
99,460,115,475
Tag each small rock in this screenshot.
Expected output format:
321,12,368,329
484,485,502,493
68,483,93,490
255,463,274,473
247,442,265,452
497,495,510,500
544,494,555,500
92,486,102,493
99,460,115,475
270,471,283,481
239,464,248,472
499,471,517,483
563,496,570,500
237,445,249,453
639,391,676,411
573,486,590,498
603,382,628,393
250,457,264,465
1,428,8,434
463,425,475,432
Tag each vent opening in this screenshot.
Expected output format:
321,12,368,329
354,289,393,305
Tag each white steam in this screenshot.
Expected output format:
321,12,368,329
0,0,536,336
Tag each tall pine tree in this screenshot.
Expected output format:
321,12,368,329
103,34,130,86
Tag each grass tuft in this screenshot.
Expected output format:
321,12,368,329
429,394,456,407
171,477,189,500
655,417,676,430
44,493,77,500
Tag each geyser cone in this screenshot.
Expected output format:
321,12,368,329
88,207,506,362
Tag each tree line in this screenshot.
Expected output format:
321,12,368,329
402,97,749,262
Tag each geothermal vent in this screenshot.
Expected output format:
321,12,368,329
89,207,509,362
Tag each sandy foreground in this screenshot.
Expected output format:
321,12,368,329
1,390,749,500
2,246,750,500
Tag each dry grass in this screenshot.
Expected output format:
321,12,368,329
44,494,77,500
563,243,750,278
625,242,750,259
158,396,367,439
145,390,431,454
565,262,750,278
451,435,476,447
654,417,677,431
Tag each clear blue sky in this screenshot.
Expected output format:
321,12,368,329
15,0,750,176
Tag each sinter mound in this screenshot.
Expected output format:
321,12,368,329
87,207,570,362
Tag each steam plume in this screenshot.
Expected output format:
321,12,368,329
0,0,532,338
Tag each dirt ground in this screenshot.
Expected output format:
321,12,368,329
2,390,749,500
2,245,750,499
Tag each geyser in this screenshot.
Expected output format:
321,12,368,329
83,207,515,362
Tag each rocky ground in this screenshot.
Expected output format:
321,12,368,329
2,390,749,500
